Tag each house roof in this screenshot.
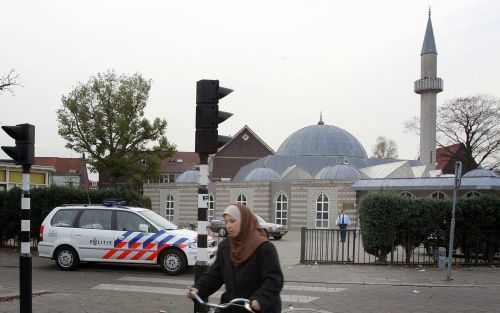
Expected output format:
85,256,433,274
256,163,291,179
160,152,199,174
34,157,84,175
436,143,463,171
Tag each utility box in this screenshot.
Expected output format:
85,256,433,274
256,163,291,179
438,247,446,269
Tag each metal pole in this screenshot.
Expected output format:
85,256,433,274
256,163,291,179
447,188,457,281
20,165,32,313
194,153,209,313
447,161,462,281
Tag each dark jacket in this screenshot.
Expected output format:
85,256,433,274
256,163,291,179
193,239,284,313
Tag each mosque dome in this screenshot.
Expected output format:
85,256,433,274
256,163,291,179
276,118,368,158
315,163,363,180
463,168,497,177
244,167,281,181
176,169,200,183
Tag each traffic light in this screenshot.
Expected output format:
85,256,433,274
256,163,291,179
1,123,35,166
195,80,233,154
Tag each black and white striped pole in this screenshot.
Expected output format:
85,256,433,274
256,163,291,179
194,80,232,313
1,123,35,313
194,153,209,313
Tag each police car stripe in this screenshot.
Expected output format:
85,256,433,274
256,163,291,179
143,230,165,246
172,237,188,247
157,234,175,247
103,241,128,259
117,242,142,259
128,233,145,247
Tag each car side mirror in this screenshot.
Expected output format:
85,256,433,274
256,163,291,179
138,224,149,233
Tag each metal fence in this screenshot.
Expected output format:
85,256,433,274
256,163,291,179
1,237,38,249
300,227,500,266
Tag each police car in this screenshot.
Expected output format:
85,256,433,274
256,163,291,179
37,201,217,275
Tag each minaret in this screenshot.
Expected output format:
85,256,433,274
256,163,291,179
414,9,443,170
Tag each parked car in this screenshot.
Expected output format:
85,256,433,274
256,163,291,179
38,201,217,275
209,214,288,240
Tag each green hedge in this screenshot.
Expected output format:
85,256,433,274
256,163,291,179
0,186,151,245
359,191,500,263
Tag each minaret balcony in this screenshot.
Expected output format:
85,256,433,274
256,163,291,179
414,77,443,94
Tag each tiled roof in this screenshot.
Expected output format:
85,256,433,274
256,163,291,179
34,157,83,175
436,144,463,171
160,152,199,174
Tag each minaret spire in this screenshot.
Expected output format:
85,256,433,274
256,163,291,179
414,11,443,170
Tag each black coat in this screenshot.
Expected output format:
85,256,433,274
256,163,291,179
193,239,284,313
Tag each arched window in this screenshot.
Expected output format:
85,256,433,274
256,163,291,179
464,191,481,198
430,191,446,199
208,194,215,221
400,191,416,199
237,194,247,206
316,194,329,228
165,195,174,221
275,194,288,226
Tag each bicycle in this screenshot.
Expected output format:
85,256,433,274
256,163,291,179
191,291,254,312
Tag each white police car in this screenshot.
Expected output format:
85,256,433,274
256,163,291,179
37,201,217,275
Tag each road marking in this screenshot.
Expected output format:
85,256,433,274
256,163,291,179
92,284,321,303
117,276,346,293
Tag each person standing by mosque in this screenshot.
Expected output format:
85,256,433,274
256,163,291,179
336,209,351,242
187,203,284,313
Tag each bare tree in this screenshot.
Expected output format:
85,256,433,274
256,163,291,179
0,69,21,94
437,94,500,171
372,136,398,159
404,94,500,171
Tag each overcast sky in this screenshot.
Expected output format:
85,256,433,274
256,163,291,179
1,0,499,177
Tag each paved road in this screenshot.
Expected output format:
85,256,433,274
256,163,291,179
1,230,500,313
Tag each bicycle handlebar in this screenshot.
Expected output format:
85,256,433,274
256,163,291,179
190,291,254,312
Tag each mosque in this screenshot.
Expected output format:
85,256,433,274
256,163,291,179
143,12,500,228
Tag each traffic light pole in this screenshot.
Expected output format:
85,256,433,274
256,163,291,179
194,153,209,313
20,164,32,313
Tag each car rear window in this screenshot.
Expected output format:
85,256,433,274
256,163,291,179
51,209,80,227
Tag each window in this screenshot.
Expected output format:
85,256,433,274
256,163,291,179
208,194,215,221
430,191,446,199
77,210,112,230
275,193,288,226
51,209,80,227
315,194,329,228
400,191,416,199
165,195,175,221
162,174,177,183
237,194,247,206
117,211,151,232
464,191,481,198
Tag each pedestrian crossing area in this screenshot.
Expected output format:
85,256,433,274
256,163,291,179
92,276,347,304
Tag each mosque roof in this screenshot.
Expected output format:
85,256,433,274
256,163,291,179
176,169,199,183
244,166,281,181
352,176,500,190
315,163,363,180
281,165,313,180
276,118,368,158
463,168,497,177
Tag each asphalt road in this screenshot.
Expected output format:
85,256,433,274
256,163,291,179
1,230,499,313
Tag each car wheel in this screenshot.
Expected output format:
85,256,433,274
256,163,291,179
218,228,227,237
273,236,283,240
263,229,269,239
54,246,79,271
160,249,187,275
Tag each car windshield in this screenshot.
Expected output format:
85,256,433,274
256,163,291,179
255,214,267,224
140,210,178,230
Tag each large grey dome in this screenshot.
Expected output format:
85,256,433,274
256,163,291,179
244,167,281,181
176,169,199,183
315,163,363,180
277,121,368,158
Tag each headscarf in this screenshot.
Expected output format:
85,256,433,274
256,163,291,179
224,204,268,266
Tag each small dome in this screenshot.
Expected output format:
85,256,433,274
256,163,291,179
315,163,362,180
244,167,281,181
463,168,497,177
276,122,368,158
176,169,199,183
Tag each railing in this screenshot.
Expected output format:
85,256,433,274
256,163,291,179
1,237,38,249
300,227,500,265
